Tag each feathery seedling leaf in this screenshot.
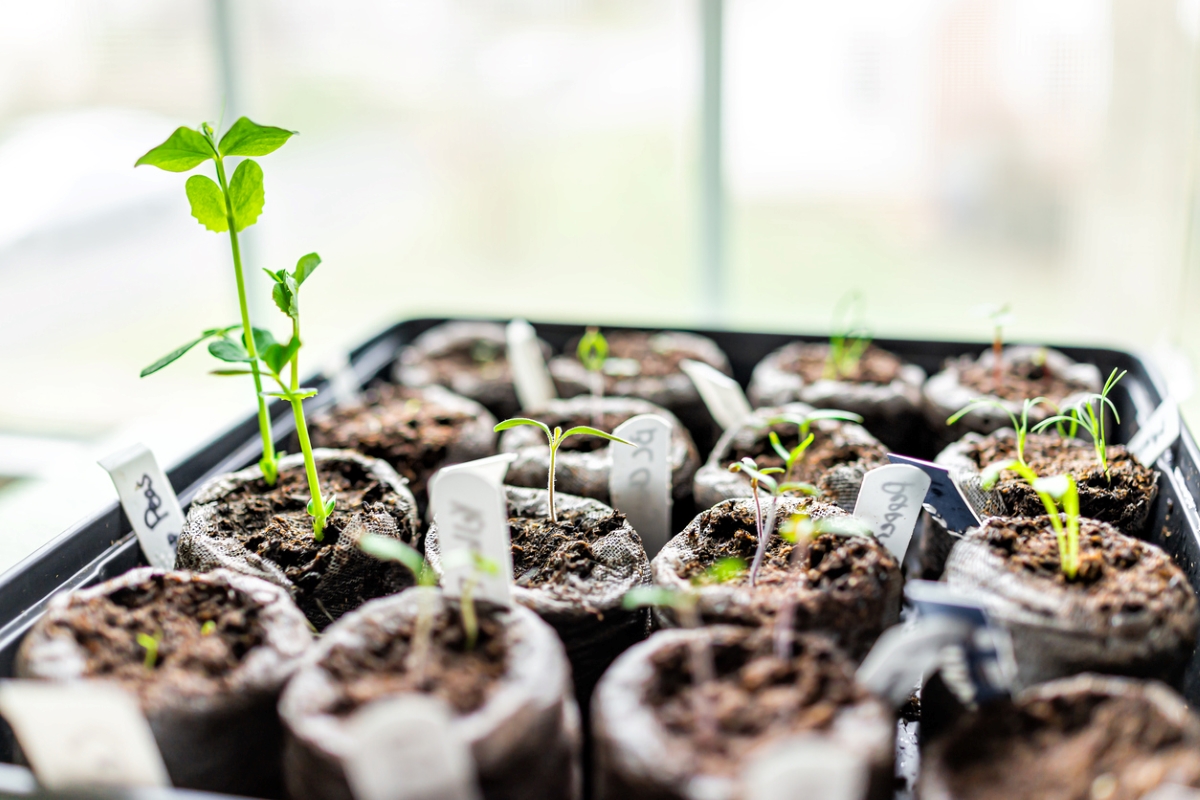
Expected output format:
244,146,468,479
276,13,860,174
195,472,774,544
1032,368,1127,479
947,396,1055,465
981,459,1081,579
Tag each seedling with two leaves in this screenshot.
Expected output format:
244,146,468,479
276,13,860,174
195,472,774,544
137,117,297,486
946,396,1056,466
981,461,1081,579
577,327,609,427
493,418,632,523
1032,368,1127,479
760,409,864,484
825,291,872,380
727,457,820,587
136,631,162,671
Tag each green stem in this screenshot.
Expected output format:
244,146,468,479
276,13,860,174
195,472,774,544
287,318,327,542
214,157,278,484
548,437,558,524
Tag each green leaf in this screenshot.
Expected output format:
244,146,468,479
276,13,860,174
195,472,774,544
577,327,608,372
140,328,226,377
560,426,634,447
208,339,249,362
1033,475,1071,501
271,280,292,317
495,418,553,441
228,158,265,232
250,327,276,354
622,586,681,609
980,459,1020,490
283,273,300,319
210,369,254,376
293,252,321,285
262,337,300,374
135,126,214,172
184,175,228,232
217,117,297,157
358,532,426,575
324,497,336,515
777,482,820,496
704,557,747,584
803,408,864,425
768,432,790,462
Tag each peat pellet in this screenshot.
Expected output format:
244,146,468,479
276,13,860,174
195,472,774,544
747,341,927,456
279,587,581,800
16,568,312,798
923,345,1101,448
425,487,652,708
498,395,699,505
592,625,895,800
693,402,889,512
652,497,902,659
308,383,497,507
395,321,552,420
944,516,1198,688
176,449,420,631
920,673,1200,800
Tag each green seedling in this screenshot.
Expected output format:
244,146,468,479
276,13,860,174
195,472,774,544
458,552,501,653
1032,368,1127,479
825,291,872,380
728,457,820,587
137,117,298,485
200,621,217,636
360,533,439,680
623,558,745,748
493,418,632,523
136,631,162,671
577,327,609,427
976,303,1014,387
981,461,1081,579
946,396,1055,466
762,409,863,484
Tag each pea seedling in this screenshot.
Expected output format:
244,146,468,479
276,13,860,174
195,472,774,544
762,409,864,484
623,558,745,749
975,303,1014,387
1032,368,1127,479
200,621,217,637
137,117,297,485
493,418,633,523
728,457,820,587
825,291,871,380
577,327,609,427
946,397,1055,466
136,632,161,671
981,461,1081,579
360,533,439,679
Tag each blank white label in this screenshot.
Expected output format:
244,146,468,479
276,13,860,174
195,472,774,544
1142,786,1200,800
742,735,868,800
430,457,515,607
852,464,931,562
610,414,672,558
680,359,751,430
98,443,183,569
1129,398,1180,467
505,319,556,411
0,681,170,790
344,695,480,800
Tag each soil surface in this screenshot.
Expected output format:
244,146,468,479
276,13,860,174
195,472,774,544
645,627,866,777
973,518,1193,616
778,343,906,385
510,409,636,453
964,433,1156,534
203,459,415,625
958,351,1092,403
43,573,264,706
310,384,474,501
421,338,511,386
321,605,508,716
510,505,629,590
565,331,712,387
937,691,1200,800
728,421,889,490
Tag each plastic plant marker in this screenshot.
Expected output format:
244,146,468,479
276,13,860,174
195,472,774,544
609,414,672,558
886,454,982,532
852,464,931,562
0,681,169,790
430,458,515,607
1129,398,1181,467
743,735,869,800
680,359,752,430
505,319,556,411
97,443,183,569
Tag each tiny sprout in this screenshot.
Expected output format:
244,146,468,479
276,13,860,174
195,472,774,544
762,408,862,484
825,291,871,380
1032,368,1127,479
359,532,439,679
494,418,633,523
981,460,1081,579
459,553,500,653
577,327,609,427
947,396,1055,466
136,632,162,671
729,457,820,587
975,302,1014,387
200,621,217,636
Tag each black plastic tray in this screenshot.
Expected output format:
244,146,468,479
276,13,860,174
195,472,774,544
0,317,1195,800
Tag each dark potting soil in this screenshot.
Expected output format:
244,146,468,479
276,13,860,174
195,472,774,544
321,605,508,717
937,692,1200,800
309,384,473,500
42,573,264,707
204,459,415,622
565,331,710,386
510,505,629,591
964,433,1156,533
645,627,866,777
777,343,906,385
420,338,511,387
728,422,889,488
974,518,1193,616
514,409,636,454
957,352,1092,403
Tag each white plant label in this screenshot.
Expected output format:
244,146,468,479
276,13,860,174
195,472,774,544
609,414,672,558
505,319,556,411
741,735,868,800
679,359,751,431
430,455,516,607
1143,786,1200,800
1129,398,1180,467
344,695,480,800
852,464,931,562
0,681,169,790
98,443,183,569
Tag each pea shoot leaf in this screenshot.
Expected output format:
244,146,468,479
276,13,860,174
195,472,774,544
208,339,250,363
184,175,228,232
135,126,214,172
228,158,265,232
217,117,296,157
